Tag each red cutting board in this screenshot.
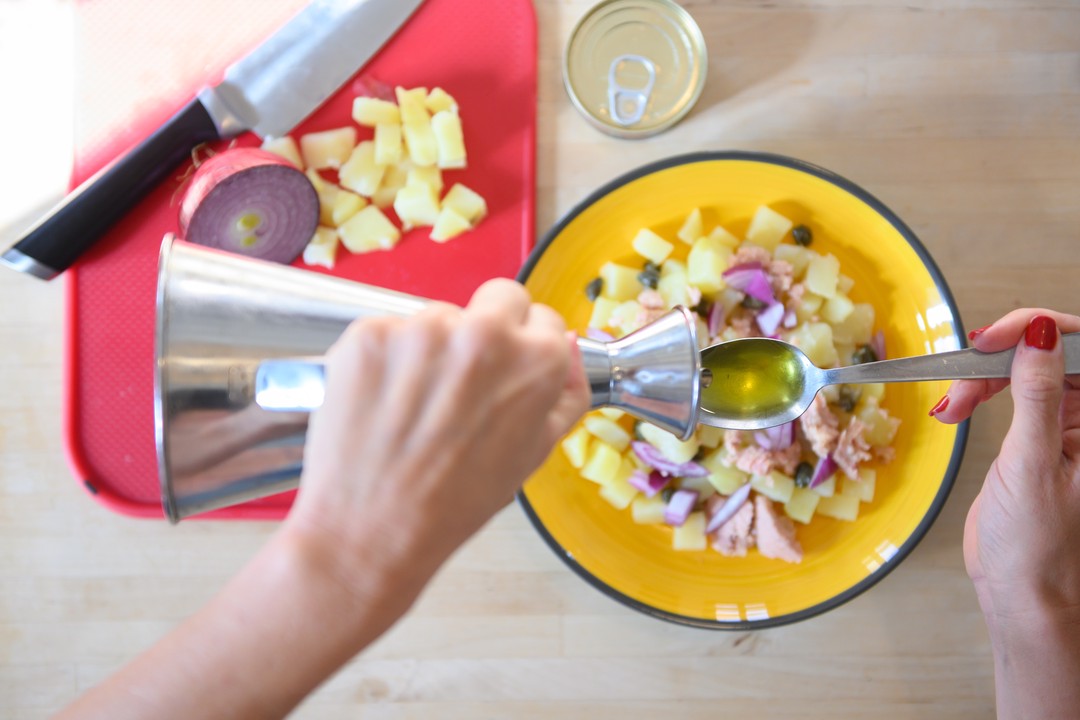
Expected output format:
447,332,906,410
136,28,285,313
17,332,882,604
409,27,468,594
64,0,539,519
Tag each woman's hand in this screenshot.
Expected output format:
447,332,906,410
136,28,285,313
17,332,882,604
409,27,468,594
932,309,1080,719
286,278,590,595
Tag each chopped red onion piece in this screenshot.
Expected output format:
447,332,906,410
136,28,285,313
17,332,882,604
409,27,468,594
756,301,786,336
586,328,616,342
754,422,795,451
664,489,699,527
783,309,798,329
871,330,886,361
809,455,838,489
705,482,752,533
631,441,709,478
627,469,669,498
722,264,776,305
708,300,724,337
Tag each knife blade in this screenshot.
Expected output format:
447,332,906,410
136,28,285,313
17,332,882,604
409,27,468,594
1,0,426,281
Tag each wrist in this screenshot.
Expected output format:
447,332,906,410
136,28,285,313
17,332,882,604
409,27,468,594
978,579,1080,650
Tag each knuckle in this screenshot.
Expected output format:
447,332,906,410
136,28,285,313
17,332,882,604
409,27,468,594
1014,366,1064,406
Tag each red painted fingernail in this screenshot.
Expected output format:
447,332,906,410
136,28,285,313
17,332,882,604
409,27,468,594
929,394,949,416
1024,315,1058,351
968,325,991,342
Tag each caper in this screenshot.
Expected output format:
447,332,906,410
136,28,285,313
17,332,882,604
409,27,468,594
792,225,812,247
838,386,861,413
692,300,713,319
741,295,766,311
637,269,659,289
585,277,603,302
852,344,879,364
794,462,814,488
661,487,675,503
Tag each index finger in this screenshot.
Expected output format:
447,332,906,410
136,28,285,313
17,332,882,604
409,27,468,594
464,278,531,326
969,308,1080,353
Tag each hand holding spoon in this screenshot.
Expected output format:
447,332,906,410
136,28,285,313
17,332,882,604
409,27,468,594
697,333,1080,430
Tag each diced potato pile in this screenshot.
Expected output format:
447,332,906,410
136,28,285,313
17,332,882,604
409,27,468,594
260,86,487,269
560,204,900,560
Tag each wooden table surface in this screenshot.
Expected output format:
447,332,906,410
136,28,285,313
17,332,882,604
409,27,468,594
2,0,1079,717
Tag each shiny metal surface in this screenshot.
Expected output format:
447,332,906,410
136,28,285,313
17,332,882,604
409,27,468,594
198,0,426,139
697,334,1080,431
156,238,702,521
0,247,58,280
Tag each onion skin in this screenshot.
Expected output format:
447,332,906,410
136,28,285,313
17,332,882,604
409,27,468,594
179,147,319,264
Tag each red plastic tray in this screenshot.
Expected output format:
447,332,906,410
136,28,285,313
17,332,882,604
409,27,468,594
64,0,539,519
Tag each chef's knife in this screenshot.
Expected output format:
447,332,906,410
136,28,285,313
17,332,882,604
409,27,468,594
1,0,426,281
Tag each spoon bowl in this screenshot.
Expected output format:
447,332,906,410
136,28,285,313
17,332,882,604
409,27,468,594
698,333,1080,431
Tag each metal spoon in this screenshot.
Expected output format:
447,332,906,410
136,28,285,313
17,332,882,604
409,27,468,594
697,333,1080,431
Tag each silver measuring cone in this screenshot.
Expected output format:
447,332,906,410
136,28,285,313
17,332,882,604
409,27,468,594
155,237,701,522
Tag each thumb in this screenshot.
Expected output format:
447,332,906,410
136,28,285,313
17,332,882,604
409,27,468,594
1000,315,1065,465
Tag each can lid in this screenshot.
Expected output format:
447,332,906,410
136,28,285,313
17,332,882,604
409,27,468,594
564,0,707,139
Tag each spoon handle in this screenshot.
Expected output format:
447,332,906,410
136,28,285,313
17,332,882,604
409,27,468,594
823,332,1080,386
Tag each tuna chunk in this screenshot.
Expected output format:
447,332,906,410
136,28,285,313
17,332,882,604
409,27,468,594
707,493,756,557
799,394,839,459
768,259,794,294
754,494,803,564
833,419,872,479
731,442,801,477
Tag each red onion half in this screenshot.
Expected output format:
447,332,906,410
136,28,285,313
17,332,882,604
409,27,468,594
180,147,319,264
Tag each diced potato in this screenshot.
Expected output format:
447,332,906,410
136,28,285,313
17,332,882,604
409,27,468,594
306,169,340,226
432,110,467,169
372,162,409,209
822,293,855,324
831,303,875,346
406,165,444,195
707,224,741,249
745,205,794,251
395,86,429,124
584,415,631,452
805,253,841,298
442,184,487,225
821,385,841,404
261,136,303,169
835,343,856,367
632,496,667,524
838,274,855,294
661,259,687,278
560,426,592,469
374,123,403,166
789,321,839,368
301,226,339,269
599,408,626,421
339,141,386,197
707,464,749,495
632,228,674,265
672,511,707,551
813,475,836,497
397,86,438,167
751,471,796,504
599,470,639,510
608,300,643,333
676,208,704,245
639,422,700,464
352,97,401,126
697,425,724,449
773,243,812,278
300,127,357,170
394,183,441,230
857,400,902,446
600,262,644,301
794,292,825,323
338,205,401,253
784,487,821,524
588,297,618,329
678,475,717,501
716,287,743,318
425,87,458,114
860,383,886,403
845,468,877,503
657,273,691,308
581,441,623,485
430,206,472,243
817,493,860,522
687,236,733,295
330,190,367,227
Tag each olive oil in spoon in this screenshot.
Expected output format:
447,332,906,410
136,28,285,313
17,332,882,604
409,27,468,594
697,334,1080,431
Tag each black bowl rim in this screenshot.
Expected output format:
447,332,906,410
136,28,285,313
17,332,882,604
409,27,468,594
515,150,970,631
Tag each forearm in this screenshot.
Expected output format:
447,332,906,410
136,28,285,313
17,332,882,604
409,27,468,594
987,603,1080,720
57,523,428,719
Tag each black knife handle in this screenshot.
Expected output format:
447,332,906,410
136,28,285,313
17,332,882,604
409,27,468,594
2,98,221,280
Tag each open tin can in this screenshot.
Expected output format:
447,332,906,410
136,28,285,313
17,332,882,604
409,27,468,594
564,0,707,138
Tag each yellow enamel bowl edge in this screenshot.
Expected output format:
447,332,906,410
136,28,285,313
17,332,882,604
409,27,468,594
516,152,969,630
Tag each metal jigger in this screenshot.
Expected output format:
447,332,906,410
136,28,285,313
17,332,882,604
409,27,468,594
156,237,701,522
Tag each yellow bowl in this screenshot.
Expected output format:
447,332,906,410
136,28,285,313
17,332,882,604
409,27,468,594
517,152,968,629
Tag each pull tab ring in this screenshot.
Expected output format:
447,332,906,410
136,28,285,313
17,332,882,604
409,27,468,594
607,54,657,127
